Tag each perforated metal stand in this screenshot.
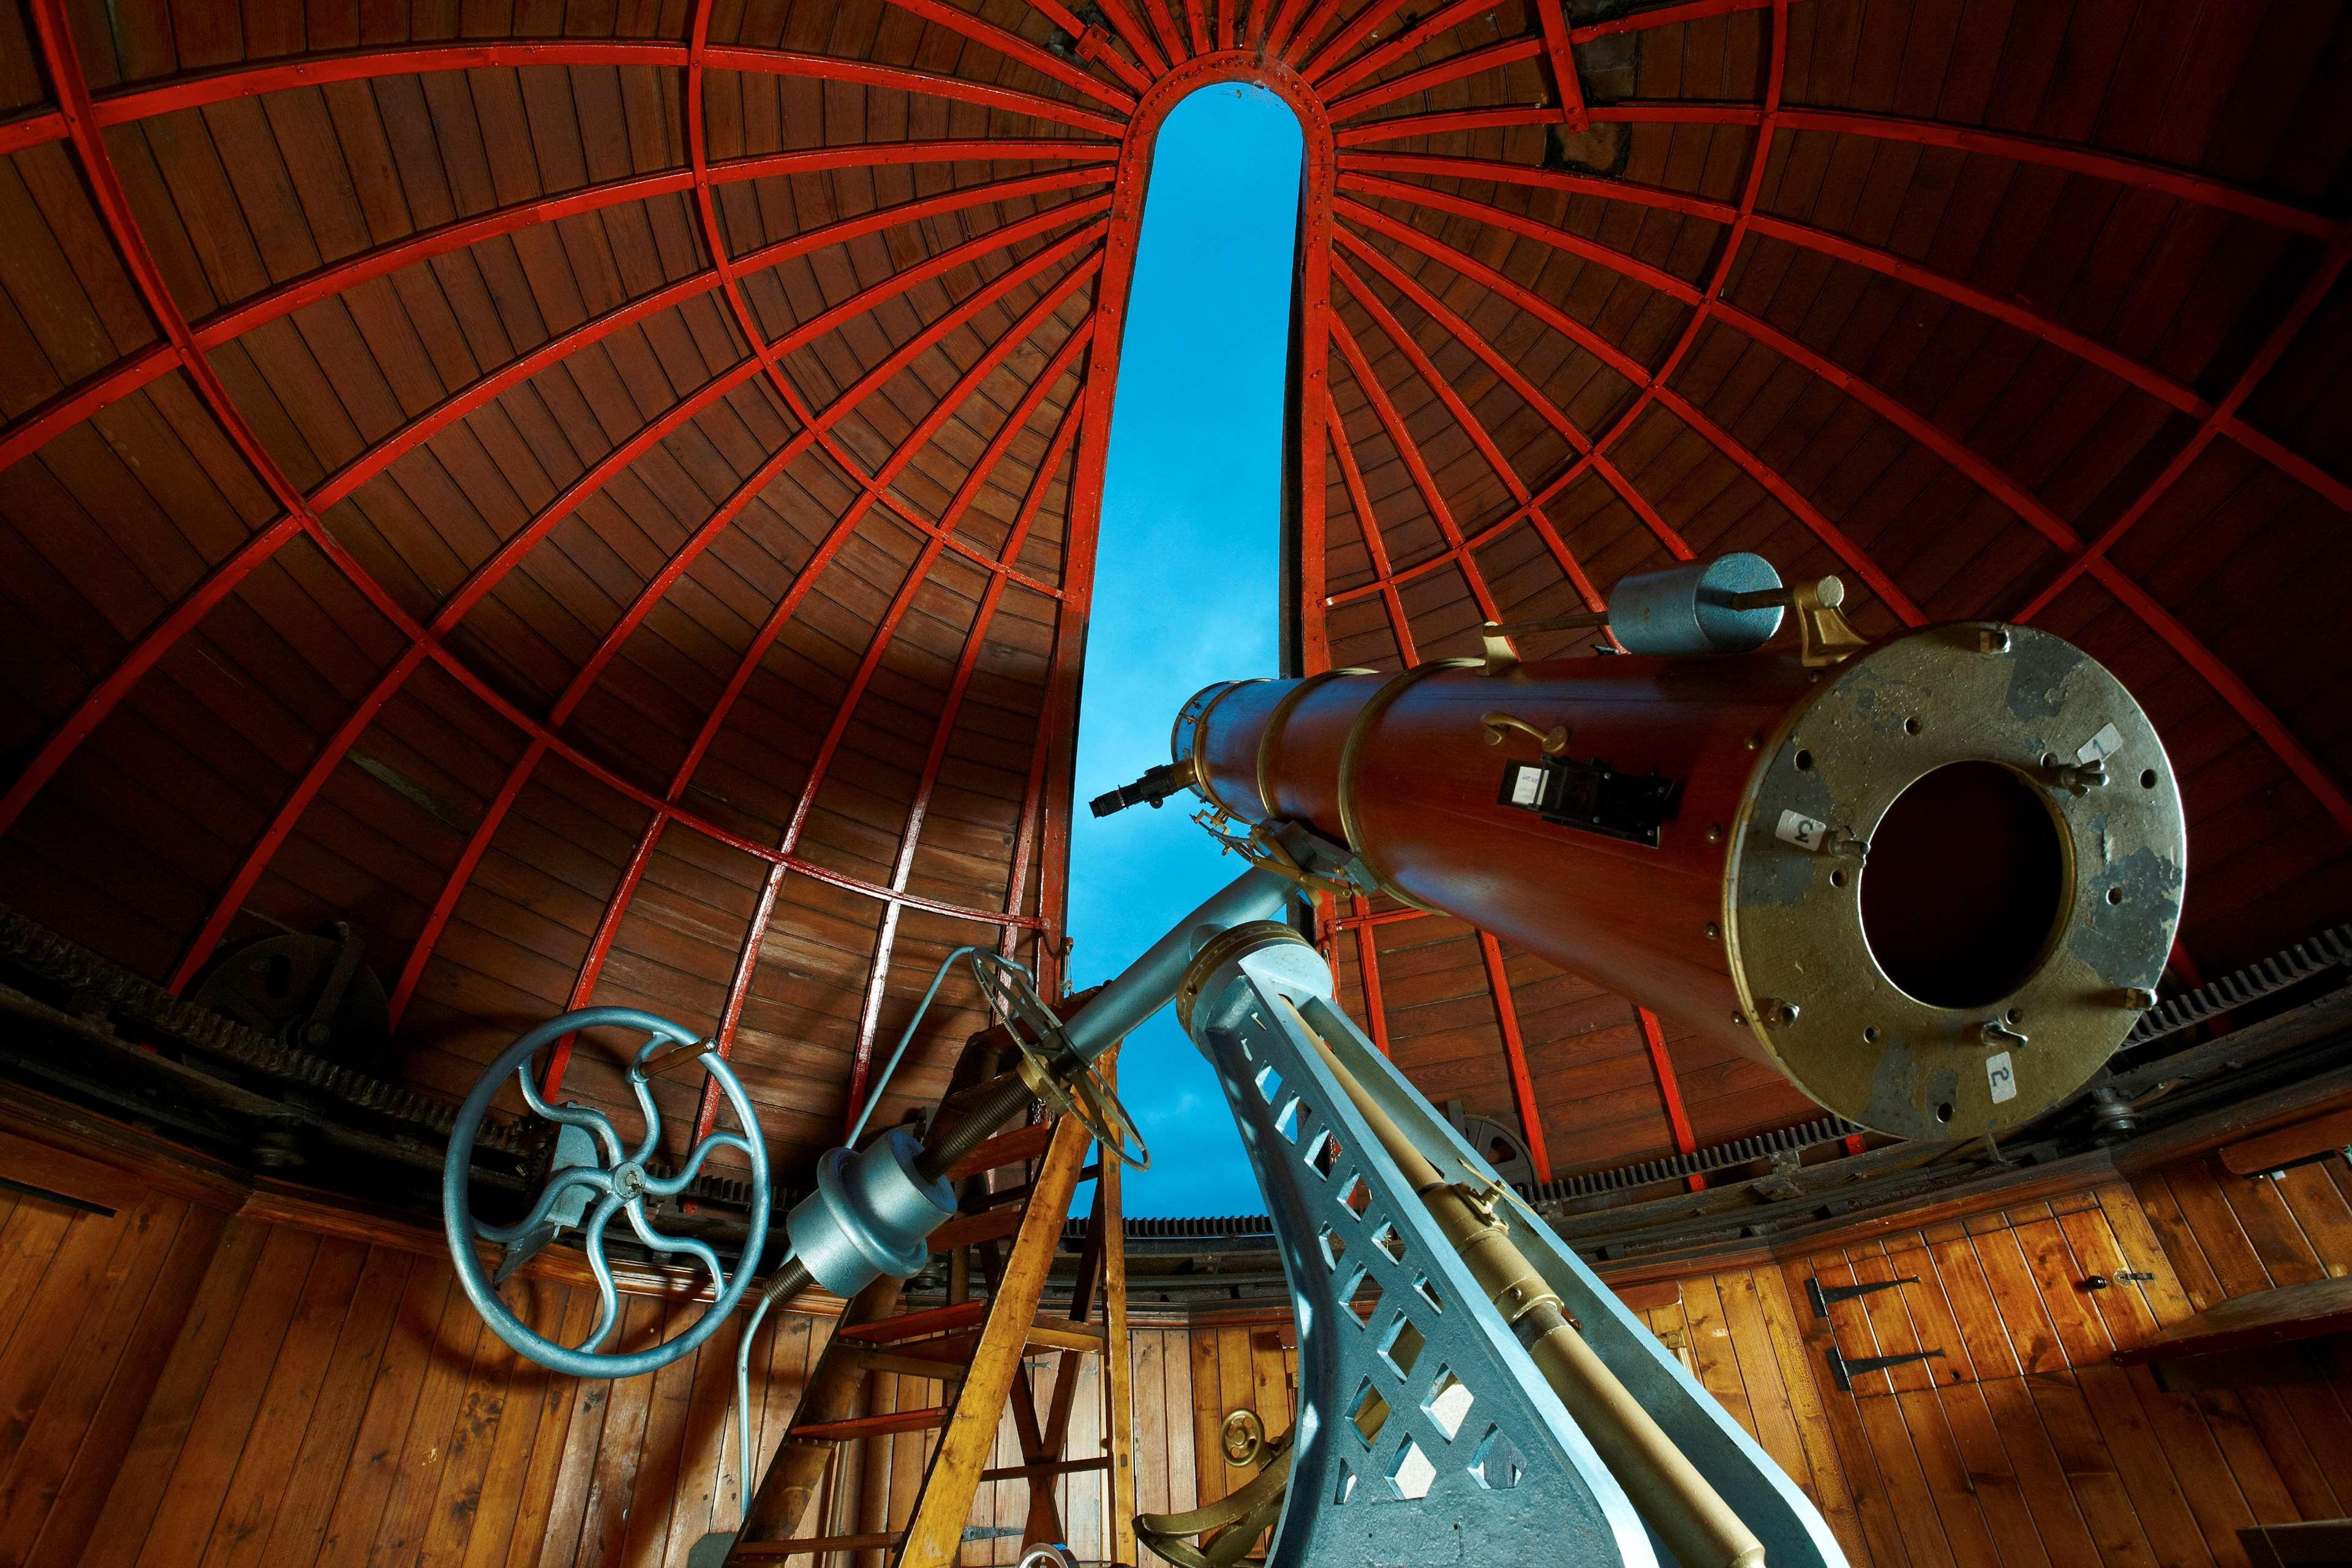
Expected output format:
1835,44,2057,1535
1182,932,1849,1568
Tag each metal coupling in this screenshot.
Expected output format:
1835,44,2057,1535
783,1126,956,1298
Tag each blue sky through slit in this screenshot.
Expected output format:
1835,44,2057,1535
1066,85,1304,1219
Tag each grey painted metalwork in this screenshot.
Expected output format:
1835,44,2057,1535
1185,938,1849,1568
783,1126,957,1297
1607,552,1784,658
1060,862,1295,1062
442,1006,771,1380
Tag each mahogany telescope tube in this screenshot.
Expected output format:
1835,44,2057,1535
1172,611,2185,1141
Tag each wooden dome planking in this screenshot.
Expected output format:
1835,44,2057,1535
1,0,2348,1184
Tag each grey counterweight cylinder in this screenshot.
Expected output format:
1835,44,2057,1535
1605,552,1785,657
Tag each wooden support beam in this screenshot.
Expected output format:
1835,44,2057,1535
927,1207,1029,1254
731,1529,907,1559
787,1407,950,1442
946,1121,1057,1180
897,1111,1097,1563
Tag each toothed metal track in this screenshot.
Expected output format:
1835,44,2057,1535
2126,924,2352,1047
0,903,522,1155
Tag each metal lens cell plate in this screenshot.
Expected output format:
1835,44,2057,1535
1724,624,2186,1142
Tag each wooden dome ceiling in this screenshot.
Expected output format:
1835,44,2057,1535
1,0,2346,1189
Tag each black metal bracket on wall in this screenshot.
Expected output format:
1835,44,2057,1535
1826,1346,1946,1393
1806,1274,1917,1318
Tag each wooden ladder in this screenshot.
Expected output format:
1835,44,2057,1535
728,1101,1135,1566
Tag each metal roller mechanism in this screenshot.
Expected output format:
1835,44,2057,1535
1120,552,2188,1142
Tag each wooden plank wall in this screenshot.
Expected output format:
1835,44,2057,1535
0,1155,1186,1568
0,1179,834,1568
1164,1165,2352,1568
6,1151,2348,1566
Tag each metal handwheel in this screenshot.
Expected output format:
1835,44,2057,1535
441,1006,771,1378
968,952,1150,1170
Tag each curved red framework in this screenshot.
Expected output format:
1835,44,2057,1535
2,0,2346,1181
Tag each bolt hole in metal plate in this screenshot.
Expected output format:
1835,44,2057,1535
1724,624,2185,1142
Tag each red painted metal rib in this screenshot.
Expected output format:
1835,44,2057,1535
1343,173,1706,306
1139,0,1189,64
4,37,1129,157
1770,107,2337,241
545,222,1107,735
1581,99,2339,239
881,0,1139,111
47,4,1041,1006
1295,87,1341,677
1342,151,1738,224
35,0,1065,1005
1261,0,1316,58
825,356,1093,1143
1532,0,1589,130
1327,312,1501,623
1336,905,1427,932
1,156,1109,486
1298,0,1412,83
1636,1007,1705,1192
1183,0,1210,57
169,647,429,992
1323,0,1784,617
7,176,1097,857
2018,228,2352,620
1326,38,1544,125
1335,196,1653,386
1479,931,1553,1185
1330,251,1616,620
423,230,1107,1020
1570,0,1773,41
1325,404,1419,665
1745,214,2209,419
0,514,299,837
1316,0,1511,97
1088,0,1172,77
551,255,1101,1068
1349,895,1393,1056
1651,380,1924,625
699,45,1126,138
386,735,546,1024
2012,230,2352,834
1336,105,1567,148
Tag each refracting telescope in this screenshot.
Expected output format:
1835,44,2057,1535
1106,552,2187,1144
435,552,2182,1568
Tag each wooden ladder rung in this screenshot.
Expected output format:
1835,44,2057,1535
981,1455,1112,1482
1027,1319,1106,1354
731,1529,906,1559
841,1344,974,1382
945,1120,1055,1180
837,1300,986,1344
788,1406,950,1442
929,1205,1025,1254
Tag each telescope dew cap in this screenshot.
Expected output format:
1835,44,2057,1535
1608,552,1785,658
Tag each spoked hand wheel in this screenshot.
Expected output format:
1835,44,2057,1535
441,1006,771,1378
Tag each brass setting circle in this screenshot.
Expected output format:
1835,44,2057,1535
1176,920,1311,1036
1220,1409,1266,1466
1722,623,2185,1143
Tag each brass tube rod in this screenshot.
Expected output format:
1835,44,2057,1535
1292,1005,1766,1568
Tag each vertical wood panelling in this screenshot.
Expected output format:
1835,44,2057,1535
2,1148,2346,1566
